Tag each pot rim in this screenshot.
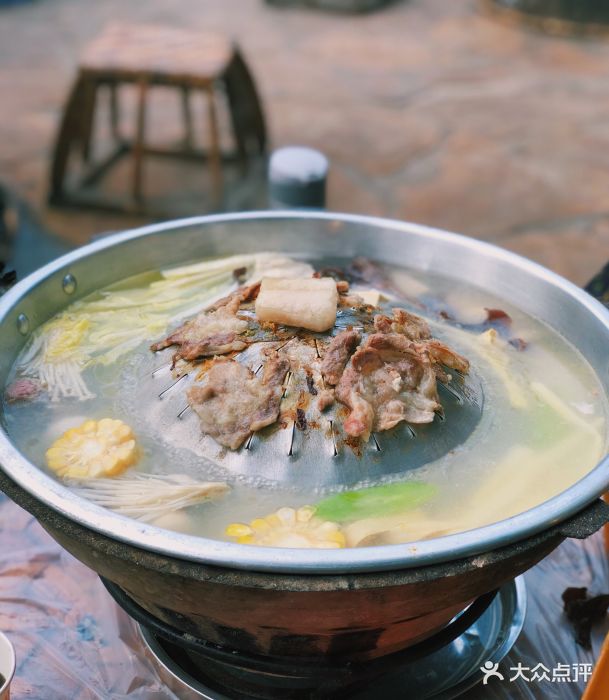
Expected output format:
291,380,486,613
1,210,609,574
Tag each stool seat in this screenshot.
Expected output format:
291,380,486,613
80,24,233,85
48,24,267,215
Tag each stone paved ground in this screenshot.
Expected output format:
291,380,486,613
2,0,609,284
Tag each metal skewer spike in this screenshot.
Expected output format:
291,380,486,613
439,380,465,405
287,421,296,457
159,373,188,399
152,361,172,377
329,420,338,457
177,405,191,419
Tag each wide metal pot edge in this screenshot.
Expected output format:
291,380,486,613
1,210,609,575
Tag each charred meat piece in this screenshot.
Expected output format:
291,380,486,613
339,293,368,308
335,279,367,308
5,377,41,402
320,329,361,386
306,372,318,396
336,333,441,440
374,308,431,341
207,282,260,311
151,292,249,363
336,280,350,294
421,339,470,376
374,308,469,380
347,257,396,291
295,408,307,431
317,388,335,412
187,355,290,450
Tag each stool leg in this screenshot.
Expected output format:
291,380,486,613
109,82,121,144
181,85,194,152
79,78,98,163
48,71,88,204
223,49,268,168
205,86,223,208
132,78,148,203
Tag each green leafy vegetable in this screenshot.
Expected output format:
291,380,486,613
315,481,436,523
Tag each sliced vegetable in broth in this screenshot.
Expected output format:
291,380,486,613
315,482,436,523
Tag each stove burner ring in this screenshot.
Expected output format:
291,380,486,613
102,577,525,698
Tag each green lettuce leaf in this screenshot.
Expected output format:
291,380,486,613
315,481,436,523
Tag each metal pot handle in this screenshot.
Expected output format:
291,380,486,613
557,498,609,539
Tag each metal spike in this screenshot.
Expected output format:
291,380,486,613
152,362,171,377
440,380,465,405
407,425,417,438
313,338,321,359
329,421,338,457
282,371,293,399
159,373,188,399
244,433,255,450
177,404,191,419
287,422,296,456
371,433,382,451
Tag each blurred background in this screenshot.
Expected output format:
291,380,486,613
2,0,609,282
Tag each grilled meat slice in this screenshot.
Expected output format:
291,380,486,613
374,308,431,341
317,388,335,412
336,333,441,440
250,354,291,433
187,355,289,450
320,329,361,386
422,339,470,375
374,308,469,381
207,282,260,311
347,257,397,292
151,292,249,363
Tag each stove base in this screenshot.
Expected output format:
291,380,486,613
119,578,526,699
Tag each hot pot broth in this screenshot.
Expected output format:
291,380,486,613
2,254,606,548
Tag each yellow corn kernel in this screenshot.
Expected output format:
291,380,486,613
296,506,315,523
265,513,282,528
226,523,253,538
225,505,346,550
250,518,271,533
326,531,346,547
46,418,138,479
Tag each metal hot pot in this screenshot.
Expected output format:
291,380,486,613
1,212,609,672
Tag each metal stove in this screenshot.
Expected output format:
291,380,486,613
102,576,526,700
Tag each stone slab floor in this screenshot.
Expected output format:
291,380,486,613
2,0,609,285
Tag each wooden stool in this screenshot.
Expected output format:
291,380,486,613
48,24,267,214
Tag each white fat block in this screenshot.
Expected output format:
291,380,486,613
255,277,338,332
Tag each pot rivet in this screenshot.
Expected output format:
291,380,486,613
16,313,29,335
62,273,77,295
